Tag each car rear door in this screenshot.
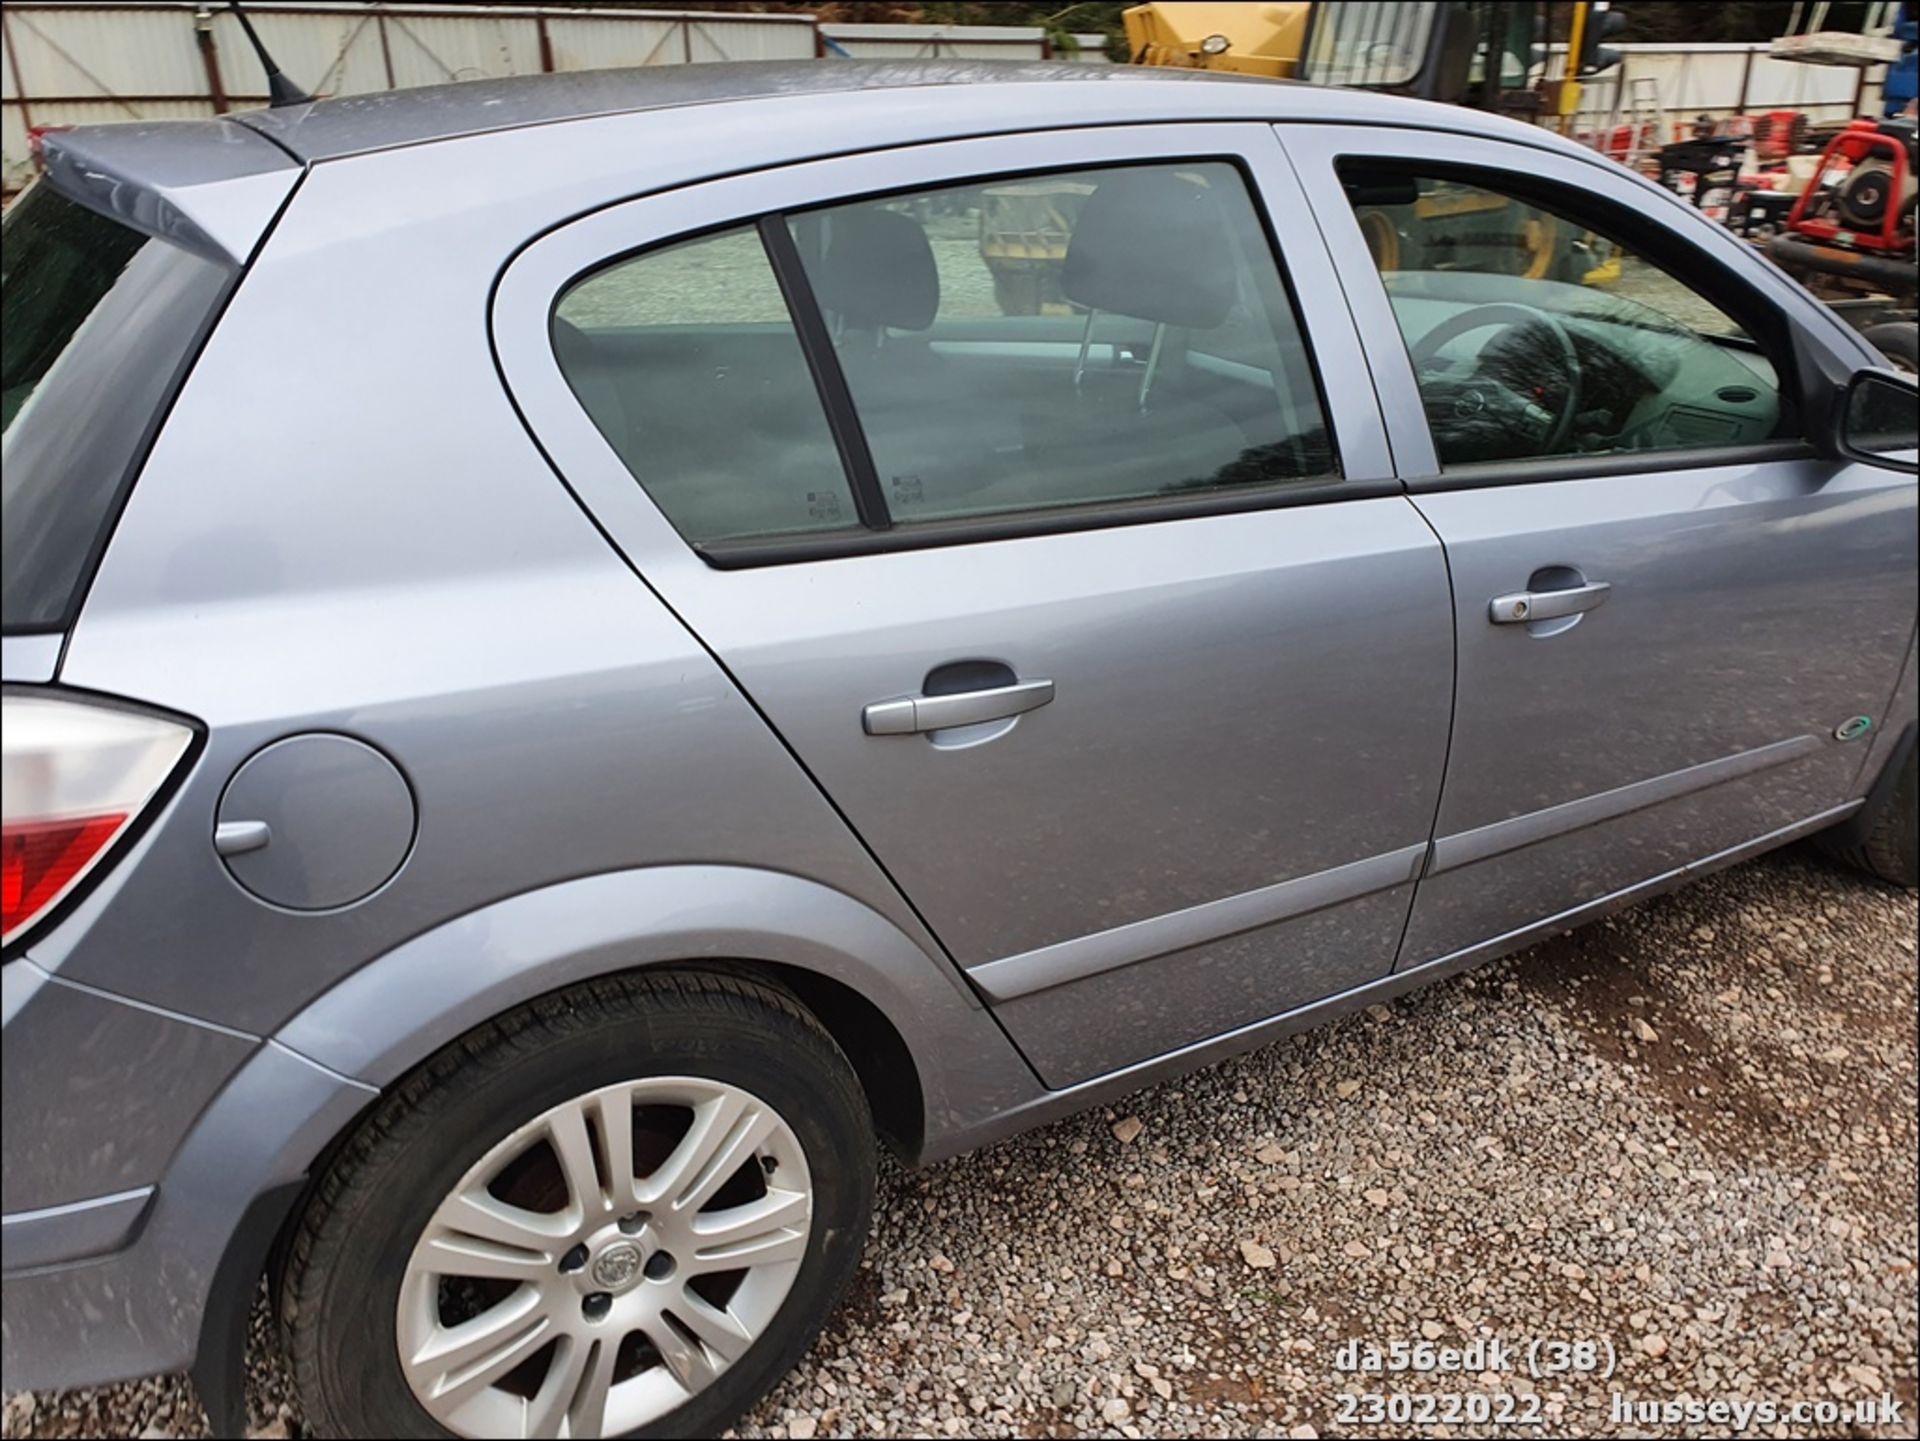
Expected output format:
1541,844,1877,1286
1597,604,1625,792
495,124,1455,1088
1281,123,1918,973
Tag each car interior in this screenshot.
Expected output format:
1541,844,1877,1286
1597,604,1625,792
552,162,1338,547
552,158,1795,545
1341,168,1788,467
1383,270,1786,464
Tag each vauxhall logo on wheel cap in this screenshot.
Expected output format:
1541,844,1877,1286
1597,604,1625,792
590,1242,644,1290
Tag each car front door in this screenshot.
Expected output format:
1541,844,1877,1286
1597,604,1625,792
1283,124,1918,973
495,124,1456,1088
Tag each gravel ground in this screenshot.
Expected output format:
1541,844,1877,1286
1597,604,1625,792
5,848,1914,1440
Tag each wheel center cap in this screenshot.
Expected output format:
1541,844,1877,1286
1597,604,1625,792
589,1240,645,1291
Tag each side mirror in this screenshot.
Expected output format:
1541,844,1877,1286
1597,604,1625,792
1836,367,1919,474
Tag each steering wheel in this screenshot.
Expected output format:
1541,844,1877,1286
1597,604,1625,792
1407,302,1584,456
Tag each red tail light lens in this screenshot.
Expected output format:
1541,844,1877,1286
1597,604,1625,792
4,815,129,937
2,695,193,948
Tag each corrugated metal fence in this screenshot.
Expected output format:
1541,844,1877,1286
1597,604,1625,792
1,2,827,189
0,3,1124,189
1578,42,1875,126
819,23,1048,61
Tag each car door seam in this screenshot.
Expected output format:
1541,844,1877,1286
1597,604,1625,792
1850,616,1918,795
480,273,1038,1071
1396,493,1461,968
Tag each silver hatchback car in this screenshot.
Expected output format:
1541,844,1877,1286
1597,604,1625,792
3,61,1915,1440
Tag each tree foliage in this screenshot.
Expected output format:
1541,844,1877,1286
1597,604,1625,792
1609,1,1877,42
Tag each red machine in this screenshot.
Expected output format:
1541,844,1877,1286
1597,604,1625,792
1786,118,1917,253
1752,109,1808,161
1765,117,1918,369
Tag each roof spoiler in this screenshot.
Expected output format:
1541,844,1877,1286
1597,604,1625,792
33,122,299,265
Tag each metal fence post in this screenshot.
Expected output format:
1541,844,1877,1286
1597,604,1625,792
376,10,397,89
194,6,229,113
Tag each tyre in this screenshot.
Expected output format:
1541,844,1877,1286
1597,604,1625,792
281,969,875,1439
1821,741,1919,888
1863,320,1919,376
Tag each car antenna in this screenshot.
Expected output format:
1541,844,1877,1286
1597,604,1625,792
226,1,313,107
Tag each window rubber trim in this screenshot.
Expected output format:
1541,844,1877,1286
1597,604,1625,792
756,212,891,531
1405,438,1823,493
696,475,1398,569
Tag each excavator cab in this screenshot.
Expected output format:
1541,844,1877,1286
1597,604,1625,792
1125,2,1612,122
1295,0,1490,102
1122,2,1316,79
1121,3,1622,289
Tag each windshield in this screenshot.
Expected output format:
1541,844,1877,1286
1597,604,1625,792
2,185,232,633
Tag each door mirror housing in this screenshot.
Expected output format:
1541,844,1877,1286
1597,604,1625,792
1836,367,1919,474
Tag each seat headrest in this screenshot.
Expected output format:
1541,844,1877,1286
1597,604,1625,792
1062,170,1237,330
811,207,939,332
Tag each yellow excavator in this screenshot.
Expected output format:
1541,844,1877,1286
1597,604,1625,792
1126,2,1316,78
1120,1,1624,283
1122,1,1625,125
979,3,1628,310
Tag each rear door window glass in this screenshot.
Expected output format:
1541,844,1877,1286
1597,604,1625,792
554,225,858,545
787,161,1336,525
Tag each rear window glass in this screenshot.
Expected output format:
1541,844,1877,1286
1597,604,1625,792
554,224,859,546
550,161,1335,553
787,160,1335,526
2,185,232,632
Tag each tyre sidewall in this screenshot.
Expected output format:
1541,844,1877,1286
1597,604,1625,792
1862,321,1919,375
298,987,873,1439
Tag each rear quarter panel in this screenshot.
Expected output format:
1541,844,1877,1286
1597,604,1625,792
47,137,980,1072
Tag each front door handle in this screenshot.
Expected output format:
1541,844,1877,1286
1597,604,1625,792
863,679,1055,735
1489,580,1611,624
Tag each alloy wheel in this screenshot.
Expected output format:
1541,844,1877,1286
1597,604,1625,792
396,1076,811,1437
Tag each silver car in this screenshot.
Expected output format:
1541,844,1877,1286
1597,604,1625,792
2,61,1915,1440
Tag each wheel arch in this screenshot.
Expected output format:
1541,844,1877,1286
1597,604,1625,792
272,864,1021,1163
187,864,1034,1433
729,959,927,1158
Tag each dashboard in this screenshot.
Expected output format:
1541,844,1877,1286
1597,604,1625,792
1383,273,1783,466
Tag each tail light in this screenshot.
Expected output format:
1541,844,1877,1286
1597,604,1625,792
2,693,194,949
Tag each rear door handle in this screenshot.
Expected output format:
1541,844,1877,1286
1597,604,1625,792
863,679,1055,735
1489,580,1611,624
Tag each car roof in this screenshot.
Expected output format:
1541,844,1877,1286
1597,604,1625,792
224,59,1506,162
